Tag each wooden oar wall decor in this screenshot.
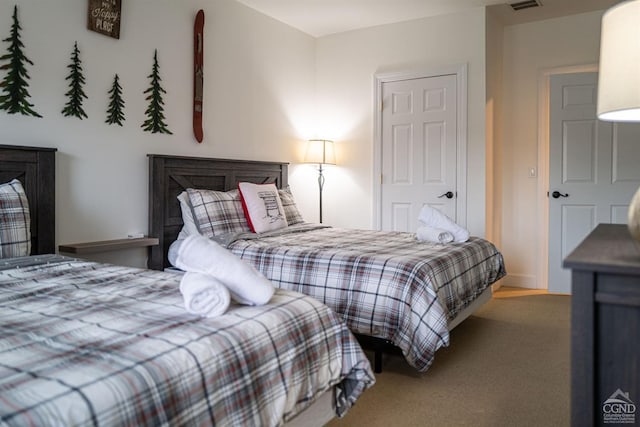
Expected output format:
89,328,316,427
193,9,204,142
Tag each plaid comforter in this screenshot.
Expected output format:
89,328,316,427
225,225,506,372
0,255,374,427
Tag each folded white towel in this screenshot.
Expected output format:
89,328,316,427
416,226,454,244
180,272,230,317
170,235,275,306
417,205,470,242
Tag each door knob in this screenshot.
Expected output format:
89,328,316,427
551,191,569,199
438,191,454,199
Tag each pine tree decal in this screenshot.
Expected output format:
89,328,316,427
142,49,172,134
0,5,41,117
61,41,87,119
106,73,125,126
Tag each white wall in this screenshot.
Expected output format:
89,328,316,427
1,0,605,286
314,8,488,235
0,0,316,267
499,11,603,288
485,9,504,247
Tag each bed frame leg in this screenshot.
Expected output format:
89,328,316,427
374,350,382,373
354,334,395,373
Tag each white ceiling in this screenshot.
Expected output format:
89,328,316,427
235,0,620,37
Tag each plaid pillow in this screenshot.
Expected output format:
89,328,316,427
0,179,31,258
186,188,250,238
279,187,305,226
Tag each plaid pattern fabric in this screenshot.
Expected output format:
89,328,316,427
187,188,251,237
227,226,506,372
0,179,31,259
279,187,305,226
0,255,374,426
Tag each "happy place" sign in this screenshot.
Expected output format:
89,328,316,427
87,0,121,39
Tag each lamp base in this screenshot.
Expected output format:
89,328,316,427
629,186,640,241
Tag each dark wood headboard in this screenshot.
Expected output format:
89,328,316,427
148,154,288,270
0,144,56,255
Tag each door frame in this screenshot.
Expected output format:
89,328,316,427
536,63,598,290
373,64,468,229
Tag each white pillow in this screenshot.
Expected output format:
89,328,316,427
238,182,288,233
177,191,201,239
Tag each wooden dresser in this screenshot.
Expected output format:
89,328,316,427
564,223,640,427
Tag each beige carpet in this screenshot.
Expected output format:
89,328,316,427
328,291,571,427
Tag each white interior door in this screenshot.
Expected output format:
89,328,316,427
548,72,640,293
380,74,458,232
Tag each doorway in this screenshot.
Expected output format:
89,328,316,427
544,70,640,293
374,65,468,231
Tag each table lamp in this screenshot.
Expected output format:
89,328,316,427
597,0,640,240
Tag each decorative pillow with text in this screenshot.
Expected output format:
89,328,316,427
238,182,288,233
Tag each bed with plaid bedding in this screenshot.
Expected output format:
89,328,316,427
0,255,374,427
222,225,506,372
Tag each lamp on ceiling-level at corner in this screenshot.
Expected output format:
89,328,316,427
596,0,640,241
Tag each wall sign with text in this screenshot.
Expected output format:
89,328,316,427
88,0,121,39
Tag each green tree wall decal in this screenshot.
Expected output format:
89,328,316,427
142,49,172,134
0,5,41,117
106,73,125,126
61,41,87,119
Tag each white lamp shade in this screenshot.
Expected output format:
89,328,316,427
304,139,336,165
597,0,640,121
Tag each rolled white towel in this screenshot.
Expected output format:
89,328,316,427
170,235,275,306
417,205,470,242
416,226,454,244
180,272,230,317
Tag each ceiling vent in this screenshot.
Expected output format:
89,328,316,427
510,0,542,11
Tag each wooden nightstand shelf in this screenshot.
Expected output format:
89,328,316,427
59,237,159,254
